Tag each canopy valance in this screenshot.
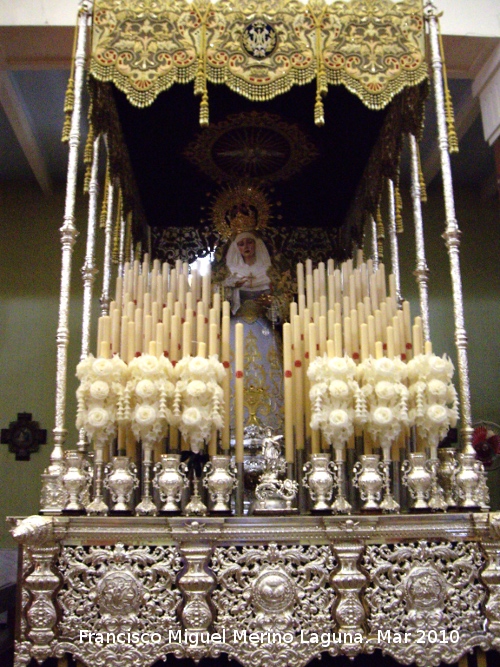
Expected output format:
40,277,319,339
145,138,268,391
90,0,427,119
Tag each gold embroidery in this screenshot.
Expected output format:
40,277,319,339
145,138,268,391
90,0,427,112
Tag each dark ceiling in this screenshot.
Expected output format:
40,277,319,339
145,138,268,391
113,80,389,232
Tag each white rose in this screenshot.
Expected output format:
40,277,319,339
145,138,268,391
329,380,349,399
426,404,448,425
87,406,110,428
428,354,453,379
182,406,203,426
373,406,394,426
92,358,113,377
329,409,350,428
186,380,207,398
375,381,395,400
89,380,110,400
327,357,348,374
427,379,447,398
136,379,156,400
188,356,210,377
374,358,395,376
136,354,159,375
134,404,157,426
163,380,176,397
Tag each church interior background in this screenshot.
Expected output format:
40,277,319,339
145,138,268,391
1,1,500,666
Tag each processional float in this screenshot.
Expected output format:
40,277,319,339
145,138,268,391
9,1,500,667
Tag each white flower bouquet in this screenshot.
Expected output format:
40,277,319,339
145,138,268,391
407,353,458,450
173,355,226,452
307,355,359,446
76,354,128,449
126,354,177,449
356,356,410,449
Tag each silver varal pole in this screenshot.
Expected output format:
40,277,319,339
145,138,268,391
118,212,127,279
370,214,379,271
409,133,431,342
425,1,473,454
101,178,115,317
76,135,101,453
387,179,402,304
48,8,90,469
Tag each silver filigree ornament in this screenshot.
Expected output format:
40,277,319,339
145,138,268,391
210,542,337,667
56,543,183,666
363,540,487,666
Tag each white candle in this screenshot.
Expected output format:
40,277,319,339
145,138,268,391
283,323,294,463
297,262,305,297
221,315,231,450
293,315,304,451
235,322,244,463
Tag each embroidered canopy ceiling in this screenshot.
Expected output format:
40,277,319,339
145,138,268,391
87,0,428,255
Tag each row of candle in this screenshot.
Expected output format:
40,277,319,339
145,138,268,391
281,254,426,464
95,254,244,461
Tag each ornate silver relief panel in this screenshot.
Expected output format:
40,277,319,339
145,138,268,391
209,542,338,667
55,543,183,667
362,540,489,666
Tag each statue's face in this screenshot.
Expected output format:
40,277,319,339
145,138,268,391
237,236,256,261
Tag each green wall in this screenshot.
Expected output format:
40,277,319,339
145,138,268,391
0,180,499,547
0,182,101,547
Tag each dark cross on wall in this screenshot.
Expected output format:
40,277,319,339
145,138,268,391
1,413,47,461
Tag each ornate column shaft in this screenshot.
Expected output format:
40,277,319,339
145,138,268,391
10,517,66,665
51,6,90,465
330,542,367,657
100,178,115,317
409,133,431,342
178,544,215,659
387,179,402,304
425,1,474,453
77,136,101,453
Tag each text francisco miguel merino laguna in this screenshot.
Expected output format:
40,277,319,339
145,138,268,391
79,629,439,646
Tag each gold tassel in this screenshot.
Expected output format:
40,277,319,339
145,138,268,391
100,165,110,228
83,125,94,194
313,8,327,126
395,181,403,234
61,14,80,143
417,141,427,202
194,3,210,127
314,92,325,127
458,656,468,667
438,19,459,154
376,205,384,261
112,188,123,264
200,90,209,127
135,241,142,261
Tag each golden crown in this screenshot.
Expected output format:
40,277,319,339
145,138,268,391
210,183,271,242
